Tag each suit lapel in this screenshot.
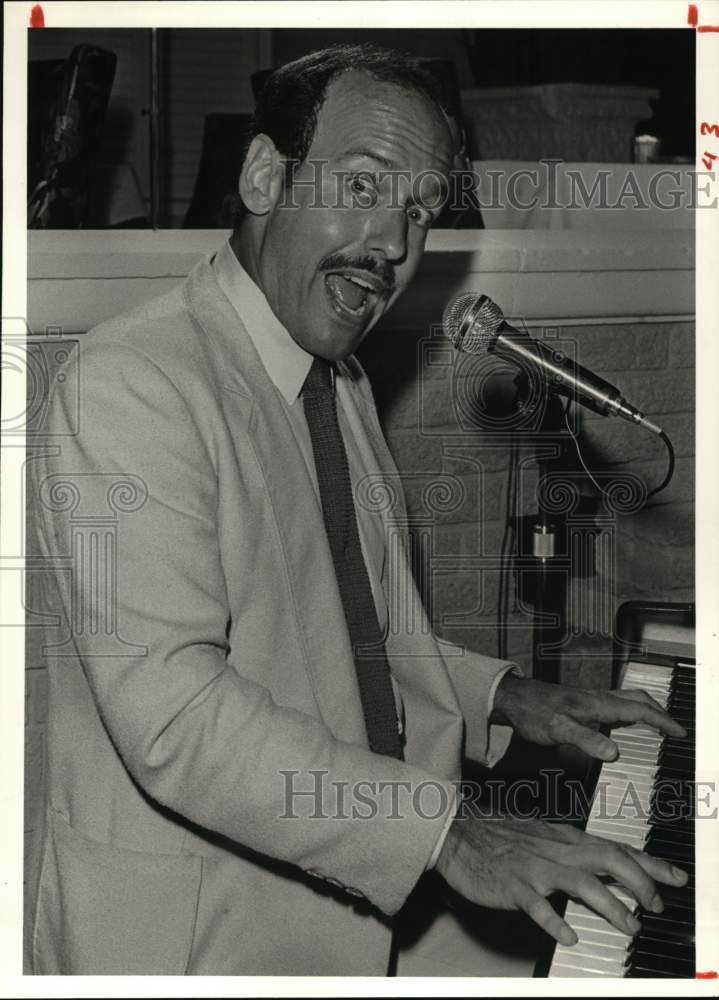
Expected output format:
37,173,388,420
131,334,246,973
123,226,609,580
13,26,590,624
183,258,368,745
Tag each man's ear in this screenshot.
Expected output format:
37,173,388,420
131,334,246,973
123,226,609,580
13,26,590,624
238,134,285,215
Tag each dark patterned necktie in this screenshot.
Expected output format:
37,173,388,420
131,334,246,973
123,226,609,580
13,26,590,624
302,357,403,759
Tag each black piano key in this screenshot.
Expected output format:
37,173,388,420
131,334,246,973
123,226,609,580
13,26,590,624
646,843,694,865
660,746,695,766
648,808,694,829
669,694,695,708
672,685,696,695
627,949,695,977
627,965,685,978
658,747,694,764
662,737,695,754
646,836,695,863
648,824,693,847
667,707,693,718
650,804,695,822
649,808,694,824
651,780,694,806
670,683,695,697
646,901,696,927
632,932,695,961
671,673,695,685
657,880,695,904
658,883,696,907
654,763,693,779
671,688,695,701
640,913,695,945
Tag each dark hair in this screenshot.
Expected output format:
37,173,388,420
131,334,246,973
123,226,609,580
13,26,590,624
230,43,450,228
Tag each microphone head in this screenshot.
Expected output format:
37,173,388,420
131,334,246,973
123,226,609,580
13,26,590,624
442,293,505,354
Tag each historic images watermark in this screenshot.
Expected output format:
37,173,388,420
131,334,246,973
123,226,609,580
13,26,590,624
272,157,716,214
278,768,713,824
8,324,149,655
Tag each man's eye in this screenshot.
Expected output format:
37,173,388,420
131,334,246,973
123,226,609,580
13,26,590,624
350,174,375,194
407,205,432,228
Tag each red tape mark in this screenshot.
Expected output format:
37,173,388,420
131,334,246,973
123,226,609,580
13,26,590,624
687,4,719,28
696,971,719,979
29,4,44,27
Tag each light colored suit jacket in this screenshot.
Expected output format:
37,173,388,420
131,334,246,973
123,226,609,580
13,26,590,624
28,256,514,975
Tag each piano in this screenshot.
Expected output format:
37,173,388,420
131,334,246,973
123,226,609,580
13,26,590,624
538,601,696,978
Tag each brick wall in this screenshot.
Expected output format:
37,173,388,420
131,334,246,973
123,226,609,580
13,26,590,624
359,317,695,688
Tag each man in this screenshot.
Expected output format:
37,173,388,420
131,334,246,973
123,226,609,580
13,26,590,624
28,45,687,976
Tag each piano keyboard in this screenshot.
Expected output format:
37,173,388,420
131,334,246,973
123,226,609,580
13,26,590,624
548,658,695,978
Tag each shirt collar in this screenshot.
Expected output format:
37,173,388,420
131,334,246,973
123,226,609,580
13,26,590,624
212,238,313,404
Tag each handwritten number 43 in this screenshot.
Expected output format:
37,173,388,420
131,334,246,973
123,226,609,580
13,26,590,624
701,121,719,169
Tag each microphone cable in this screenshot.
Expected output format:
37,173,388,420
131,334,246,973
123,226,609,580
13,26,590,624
647,430,676,500
562,401,676,503
497,432,520,660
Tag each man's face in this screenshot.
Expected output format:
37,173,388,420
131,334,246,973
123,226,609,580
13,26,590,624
253,71,454,361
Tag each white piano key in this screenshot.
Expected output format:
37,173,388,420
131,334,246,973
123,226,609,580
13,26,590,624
613,740,660,751
552,946,625,974
565,900,634,929
606,884,639,908
586,819,648,843
566,920,630,947
602,786,652,804
602,763,658,780
612,732,662,747
549,951,623,976
612,723,663,738
559,927,628,952
596,797,653,814
550,963,612,976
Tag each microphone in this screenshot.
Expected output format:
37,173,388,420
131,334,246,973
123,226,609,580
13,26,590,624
442,293,662,435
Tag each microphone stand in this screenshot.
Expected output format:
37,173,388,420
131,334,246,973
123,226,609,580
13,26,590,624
517,382,570,684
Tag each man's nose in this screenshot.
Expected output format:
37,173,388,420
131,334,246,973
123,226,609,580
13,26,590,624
366,206,408,264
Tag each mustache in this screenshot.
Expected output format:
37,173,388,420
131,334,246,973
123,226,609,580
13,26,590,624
318,254,395,296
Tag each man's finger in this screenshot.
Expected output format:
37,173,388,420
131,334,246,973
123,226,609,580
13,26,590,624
554,868,641,937
580,691,686,738
554,716,619,761
576,838,660,913
625,845,689,888
613,688,663,709
518,887,577,947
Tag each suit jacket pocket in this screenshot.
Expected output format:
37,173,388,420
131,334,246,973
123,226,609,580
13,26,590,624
32,810,203,975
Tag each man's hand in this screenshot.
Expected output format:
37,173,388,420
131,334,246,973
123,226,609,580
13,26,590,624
492,674,686,762
435,814,688,946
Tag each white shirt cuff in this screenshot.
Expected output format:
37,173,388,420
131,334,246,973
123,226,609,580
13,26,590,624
482,662,524,767
487,662,523,719
425,786,459,870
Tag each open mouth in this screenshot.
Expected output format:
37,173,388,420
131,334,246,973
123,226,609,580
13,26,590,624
324,272,380,320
